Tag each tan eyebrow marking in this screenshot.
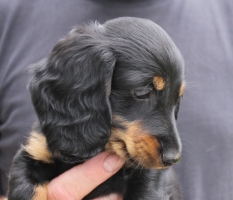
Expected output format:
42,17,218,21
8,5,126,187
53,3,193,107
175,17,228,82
179,82,185,97
153,76,165,90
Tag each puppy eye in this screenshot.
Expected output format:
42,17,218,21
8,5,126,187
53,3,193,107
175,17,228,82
174,98,181,120
134,88,152,100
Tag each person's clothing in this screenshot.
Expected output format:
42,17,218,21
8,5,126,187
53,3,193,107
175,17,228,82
0,0,232,199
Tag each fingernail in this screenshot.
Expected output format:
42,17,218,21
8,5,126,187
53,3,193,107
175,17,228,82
103,154,124,173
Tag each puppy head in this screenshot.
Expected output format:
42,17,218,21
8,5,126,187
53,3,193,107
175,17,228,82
104,18,185,169
29,17,185,167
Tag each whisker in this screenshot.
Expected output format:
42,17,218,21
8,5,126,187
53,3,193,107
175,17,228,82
180,138,192,145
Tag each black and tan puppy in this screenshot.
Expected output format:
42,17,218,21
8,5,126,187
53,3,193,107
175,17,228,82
7,17,185,200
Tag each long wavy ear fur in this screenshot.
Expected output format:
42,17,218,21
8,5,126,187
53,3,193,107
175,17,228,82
29,23,116,163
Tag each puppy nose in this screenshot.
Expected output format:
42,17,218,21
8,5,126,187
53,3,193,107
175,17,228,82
162,151,181,166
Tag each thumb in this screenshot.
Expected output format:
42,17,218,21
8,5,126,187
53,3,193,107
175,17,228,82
47,152,124,200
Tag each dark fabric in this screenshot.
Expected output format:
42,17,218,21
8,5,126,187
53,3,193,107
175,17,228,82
0,0,232,199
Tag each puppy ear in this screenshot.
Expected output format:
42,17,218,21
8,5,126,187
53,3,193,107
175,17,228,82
29,24,116,163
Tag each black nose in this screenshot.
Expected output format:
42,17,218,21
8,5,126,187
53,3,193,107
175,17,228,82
162,151,181,166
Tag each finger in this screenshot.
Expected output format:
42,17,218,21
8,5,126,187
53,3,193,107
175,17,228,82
47,152,124,200
93,193,123,200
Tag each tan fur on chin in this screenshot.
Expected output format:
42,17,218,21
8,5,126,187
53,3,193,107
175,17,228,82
105,117,163,169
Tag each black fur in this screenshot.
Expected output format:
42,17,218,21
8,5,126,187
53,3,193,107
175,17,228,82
7,17,185,200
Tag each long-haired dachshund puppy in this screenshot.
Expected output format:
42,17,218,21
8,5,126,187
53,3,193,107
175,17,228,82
6,17,185,200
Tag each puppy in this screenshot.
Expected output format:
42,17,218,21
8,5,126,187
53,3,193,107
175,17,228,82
7,17,185,200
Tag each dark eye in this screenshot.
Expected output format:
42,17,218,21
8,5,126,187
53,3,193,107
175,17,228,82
174,98,181,120
134,88,152,100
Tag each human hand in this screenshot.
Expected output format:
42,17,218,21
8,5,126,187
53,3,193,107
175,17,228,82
47,152,124,200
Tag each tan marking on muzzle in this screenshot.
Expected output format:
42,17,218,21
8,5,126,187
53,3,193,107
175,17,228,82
105,117,164,169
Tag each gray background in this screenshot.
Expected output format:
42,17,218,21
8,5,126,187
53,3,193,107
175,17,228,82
0,0,233,199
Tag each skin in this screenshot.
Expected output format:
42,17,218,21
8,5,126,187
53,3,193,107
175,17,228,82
47,152,124,200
